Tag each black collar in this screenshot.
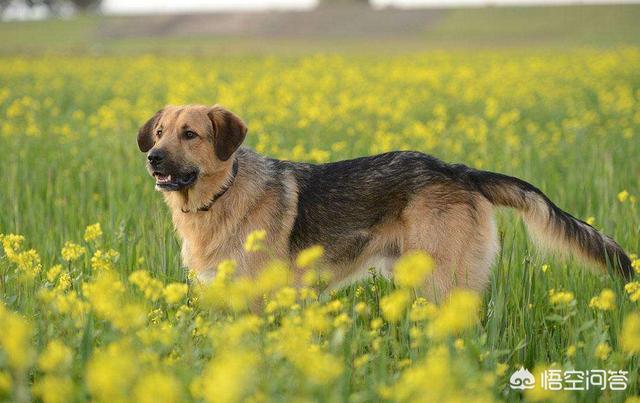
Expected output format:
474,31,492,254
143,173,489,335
181,159,239,213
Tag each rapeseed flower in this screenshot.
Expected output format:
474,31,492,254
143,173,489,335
595,342,612,360
83,222,103,242
163,282,188,305
618,190,629,202
129,270,164,301
548,289,575,306
589,288,616,311
620,313,640,354
133,372,182,403
86,342,139,403
244,229,267,252
32,375,73,403
429,289,481,340
0,304,34,371
90,249,119,271
61,241,85,262
38,340,72,373
625,281,640,302
296,245,324,268
393,250,434,288
380,289,410,323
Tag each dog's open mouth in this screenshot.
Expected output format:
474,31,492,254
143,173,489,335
154,173,172,184
153,171,198,191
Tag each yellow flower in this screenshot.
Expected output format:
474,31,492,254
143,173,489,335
295,245,324,268
83,271,146,331
429,289,481,340
0,304,34,371
454,338,465,350
32,375,73,403
525,365,568,402
380,289,410,323
303,306,330,332
133,372,181,403
163,282,189,305
496,363,508,376
409,297,437,322
541,264,549,273
385,346,493,402
370,318,384,331
273,287,297,309
394,250,434,288
333,312,351,329
0,371,11,394
129,270,164,302
595,342,611,360
326,299,343,313
0,233,25,260
3,238,43,280
216,259,237,280
195,350,258,403
585,216,596,226
254,260,290,293
617,190,629,202
548,289,574,306
354,354,370,369
625,281,640,302
86,343,139,403
354,301,368,316
244,229,267,252
61,241,86,262
46,264,63,283
90,249,119,271
588,288,616,311
38,340,72,373
620,312,640,354
83,222,103,242
566,344,577,358
56,271,72,291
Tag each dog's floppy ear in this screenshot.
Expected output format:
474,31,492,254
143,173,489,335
207,105,247,161
137,108,164,152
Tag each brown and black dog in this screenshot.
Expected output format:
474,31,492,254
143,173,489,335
137,104,632,300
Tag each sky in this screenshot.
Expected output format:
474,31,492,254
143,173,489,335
102,0,640,13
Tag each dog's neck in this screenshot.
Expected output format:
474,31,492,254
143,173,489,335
164,159,236,214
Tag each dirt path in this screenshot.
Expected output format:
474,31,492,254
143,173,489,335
98,5,445,39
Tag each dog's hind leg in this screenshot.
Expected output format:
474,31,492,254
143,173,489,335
401,187,499,302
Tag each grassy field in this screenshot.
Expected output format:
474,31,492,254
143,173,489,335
1,6,640,403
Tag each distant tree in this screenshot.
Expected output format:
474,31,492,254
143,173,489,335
1,0,101,16
0,0,11,14
68,0,100,12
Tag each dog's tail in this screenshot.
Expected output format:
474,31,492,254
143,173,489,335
469,170,633,280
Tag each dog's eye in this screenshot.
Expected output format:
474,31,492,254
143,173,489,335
183,130,198,140
156,129,162,137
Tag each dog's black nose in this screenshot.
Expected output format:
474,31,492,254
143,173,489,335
148,149,165,165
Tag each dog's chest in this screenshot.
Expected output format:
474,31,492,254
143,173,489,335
174,213,236,271
174,212,249,279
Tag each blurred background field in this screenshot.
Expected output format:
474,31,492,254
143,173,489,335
2,3,640,54
1,1,640,402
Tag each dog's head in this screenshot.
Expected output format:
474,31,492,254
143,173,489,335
137,105,247,191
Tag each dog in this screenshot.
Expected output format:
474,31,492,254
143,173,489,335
137,104,632,300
